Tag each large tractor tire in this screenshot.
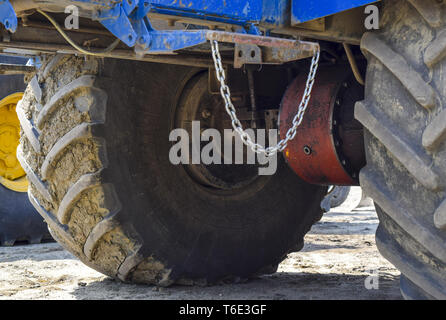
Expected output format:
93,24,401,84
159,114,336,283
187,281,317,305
0,60,51,246
356,0,446,299
17,55,327,285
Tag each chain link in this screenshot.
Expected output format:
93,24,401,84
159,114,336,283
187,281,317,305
210,40,320,157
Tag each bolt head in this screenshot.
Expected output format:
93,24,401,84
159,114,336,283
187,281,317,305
201,109,212,119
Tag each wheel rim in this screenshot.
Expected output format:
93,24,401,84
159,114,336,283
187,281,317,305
174,72,265,192
0,92,28,192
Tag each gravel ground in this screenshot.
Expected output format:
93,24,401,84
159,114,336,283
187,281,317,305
0,188,402,300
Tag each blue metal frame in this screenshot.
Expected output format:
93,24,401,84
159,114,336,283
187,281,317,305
291,0,377,24
0,0,378,54
0,0,17,33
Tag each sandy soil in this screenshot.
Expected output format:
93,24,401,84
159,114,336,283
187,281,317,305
0,188,402,300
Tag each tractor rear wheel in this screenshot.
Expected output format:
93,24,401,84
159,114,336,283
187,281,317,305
18,55,327,285
356,0,446,299
0,69,51,246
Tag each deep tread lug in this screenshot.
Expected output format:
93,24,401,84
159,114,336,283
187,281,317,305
424,29,446,68
41,123,101,180
360,167,446,262
36,75,96,130
408,0,443,28
83,215,119,260
16,100,41,153
361,32,437,109
17,145,53,202
356,101,441,191
57,173,101,224
29,76,42,103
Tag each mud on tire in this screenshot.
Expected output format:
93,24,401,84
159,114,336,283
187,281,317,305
356,0,446,299
18,55,327,285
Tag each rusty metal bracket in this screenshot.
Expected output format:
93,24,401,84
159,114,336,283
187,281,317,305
234,44,262,68
205,31,316,50
263,47,316,65
234,45,321,68
206,30,319,67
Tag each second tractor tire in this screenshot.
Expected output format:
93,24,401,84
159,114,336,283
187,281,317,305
356,0,446,299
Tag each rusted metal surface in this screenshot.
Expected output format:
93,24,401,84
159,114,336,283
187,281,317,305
233,43,317,68
206,30,319,51
234,43,262,68
207,31,318,67
262,46,313,65
279,66,365,186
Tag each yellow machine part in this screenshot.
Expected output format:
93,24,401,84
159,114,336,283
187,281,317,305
0,92,28,193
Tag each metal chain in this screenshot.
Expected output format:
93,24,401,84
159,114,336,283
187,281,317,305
210,40,320,157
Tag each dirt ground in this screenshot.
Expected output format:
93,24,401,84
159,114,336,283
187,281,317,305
0,188,402,300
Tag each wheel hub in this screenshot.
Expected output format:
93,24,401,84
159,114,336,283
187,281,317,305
174,73,264,191
0,92,28,192
279,67,366,186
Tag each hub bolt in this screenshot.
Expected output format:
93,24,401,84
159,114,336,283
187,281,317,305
201,109,212,119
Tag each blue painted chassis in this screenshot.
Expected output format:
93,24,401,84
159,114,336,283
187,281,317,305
0,0,377,54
